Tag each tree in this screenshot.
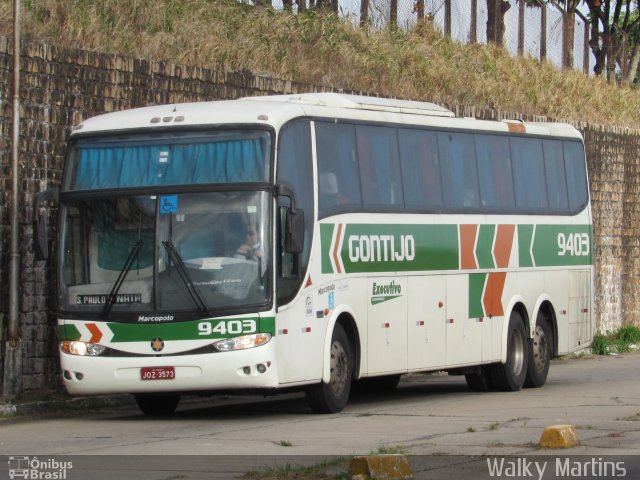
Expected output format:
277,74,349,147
584,0,640,85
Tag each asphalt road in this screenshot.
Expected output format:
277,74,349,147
1,350,639,479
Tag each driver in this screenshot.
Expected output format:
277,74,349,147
234,226,262,261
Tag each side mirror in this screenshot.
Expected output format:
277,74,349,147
33,188,59,261
285,208,304,254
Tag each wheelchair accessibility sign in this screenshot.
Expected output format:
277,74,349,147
160,195,178,214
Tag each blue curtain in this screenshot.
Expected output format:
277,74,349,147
73,139,265,190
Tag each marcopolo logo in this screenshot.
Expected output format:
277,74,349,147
8,456,73,479
348,234,416,263
371,281,403,305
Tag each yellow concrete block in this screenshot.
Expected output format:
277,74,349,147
349,455,413,480
539,424,579,449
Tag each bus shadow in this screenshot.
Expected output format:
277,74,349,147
117,374,473,421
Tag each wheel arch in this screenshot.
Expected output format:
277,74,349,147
533,297,559,358
321,308,361,383
501,298,529,363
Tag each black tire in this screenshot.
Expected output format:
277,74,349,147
465,367,494,392
524,316,552,388
489,311,528,392
305,324,354,413
354,374,401,393
134,394,180,416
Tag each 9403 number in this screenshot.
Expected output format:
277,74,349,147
557,232,590,257
197,319,257,336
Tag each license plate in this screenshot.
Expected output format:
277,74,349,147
140,366,175,380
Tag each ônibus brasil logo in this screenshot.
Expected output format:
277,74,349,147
8,456,73,479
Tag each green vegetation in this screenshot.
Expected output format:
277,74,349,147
1,0,639,128
591,325,640,355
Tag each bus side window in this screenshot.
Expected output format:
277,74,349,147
563,141,589,212
399,128,442,210
511,137,548,210
439,132,480,209
476,134,515,210
316,121,361,216
356,125,403,208
543,139,569,211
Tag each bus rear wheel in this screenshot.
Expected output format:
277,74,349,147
524,317,552,388
134,394,180,416
489,311,528,391
305,324,354,413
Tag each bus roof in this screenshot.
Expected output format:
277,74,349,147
72,93,582,140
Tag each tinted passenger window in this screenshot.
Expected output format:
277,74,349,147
475,134,515,209
398,129,442,209
511,137,548,210
316,122,362,216
564,141,589,212
438,132,479,209
356,125,403,208
543,140,569,210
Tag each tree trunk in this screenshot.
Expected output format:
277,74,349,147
518,0,525,56
486,0,510,45
562,10,575,69
470,0,477,44
540,4,547,60
360,0,369,27
625,44,640,87
390,0,398,29
444,0,451,37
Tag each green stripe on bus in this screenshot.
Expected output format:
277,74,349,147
105,316,275,343
59,324,81,341
469,273,487,318
476,225,496,269
531,225,592,266
339,224,459,274
320,223,336,273
518,224,535,267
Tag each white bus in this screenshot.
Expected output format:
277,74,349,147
35,93,593,415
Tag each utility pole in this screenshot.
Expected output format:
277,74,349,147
3,0,23,398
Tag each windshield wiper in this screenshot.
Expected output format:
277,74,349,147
162,240,210,316
103,240,144,318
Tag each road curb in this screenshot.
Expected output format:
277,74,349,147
0,394,134,418
349,454,413,480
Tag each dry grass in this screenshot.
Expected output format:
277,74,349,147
1,0,638,127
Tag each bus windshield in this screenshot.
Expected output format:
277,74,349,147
59,189,271,318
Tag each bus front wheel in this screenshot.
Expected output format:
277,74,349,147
305,324,354,413
489,311,528,391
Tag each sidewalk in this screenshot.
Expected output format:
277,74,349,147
0,392,135,418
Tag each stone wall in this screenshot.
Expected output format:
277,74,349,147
0,37,638,394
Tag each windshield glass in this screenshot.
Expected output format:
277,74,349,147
64,130,271,191
59,191,271,318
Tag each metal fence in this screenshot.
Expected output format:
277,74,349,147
269,0,593,74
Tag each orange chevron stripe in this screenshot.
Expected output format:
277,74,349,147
332,223,343,274
86,323,103,343
493,224,515,268
459,224,478,269
483,272,507,317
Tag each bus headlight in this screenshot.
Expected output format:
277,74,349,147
60,341,107,356
213,333,271,352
